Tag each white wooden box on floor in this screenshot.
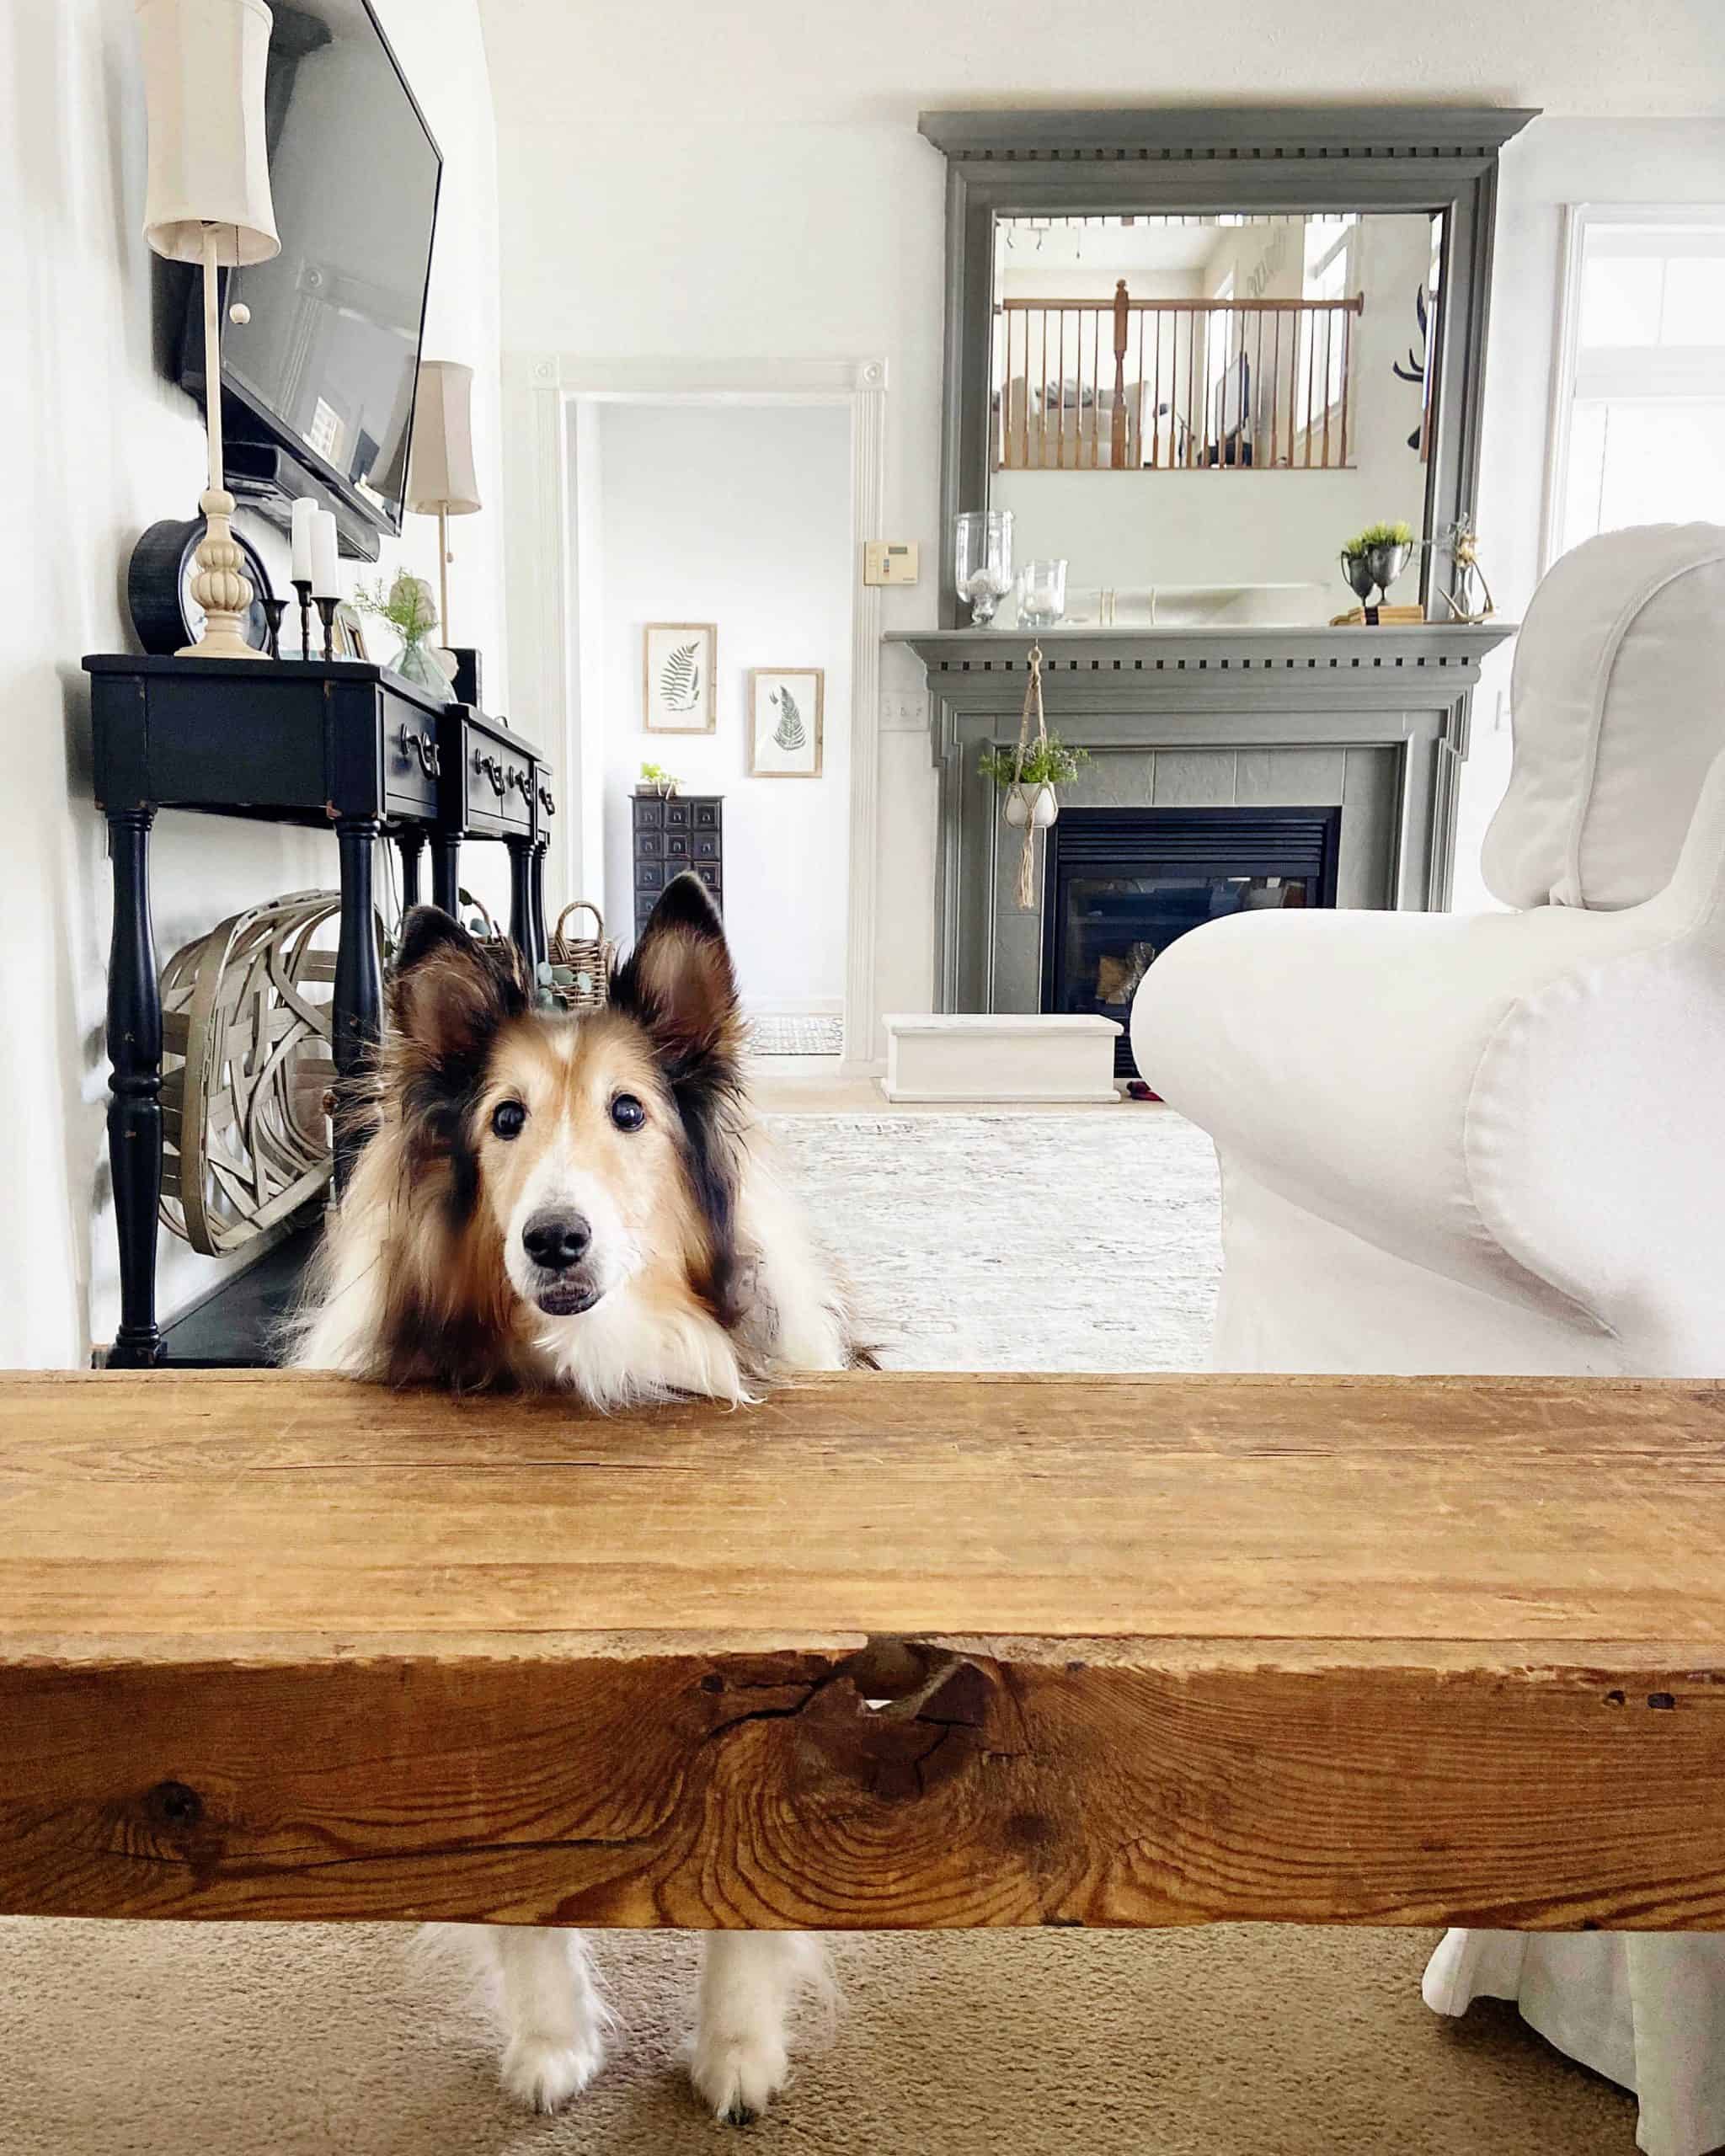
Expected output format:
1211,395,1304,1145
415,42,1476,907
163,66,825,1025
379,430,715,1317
880,1014,1122,1103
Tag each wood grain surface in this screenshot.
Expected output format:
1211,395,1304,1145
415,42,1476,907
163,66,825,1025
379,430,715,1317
3,1369,1724,1931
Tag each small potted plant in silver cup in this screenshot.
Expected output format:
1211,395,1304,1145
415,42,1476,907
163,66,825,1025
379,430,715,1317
1339,520,1417,625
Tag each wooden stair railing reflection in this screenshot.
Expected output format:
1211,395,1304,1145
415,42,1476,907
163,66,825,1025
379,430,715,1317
995,282,1365,472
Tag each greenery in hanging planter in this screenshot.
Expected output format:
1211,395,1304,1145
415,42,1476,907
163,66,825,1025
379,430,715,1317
977,735,1090,789
1342,520,1417,557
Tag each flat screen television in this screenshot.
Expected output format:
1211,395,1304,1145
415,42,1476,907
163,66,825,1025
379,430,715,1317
179,0,441,545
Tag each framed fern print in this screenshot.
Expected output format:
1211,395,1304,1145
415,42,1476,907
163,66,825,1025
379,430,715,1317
643,623,716,733
747,668,824,778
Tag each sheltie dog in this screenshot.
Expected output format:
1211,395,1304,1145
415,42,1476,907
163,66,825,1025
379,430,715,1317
292,871,864,2121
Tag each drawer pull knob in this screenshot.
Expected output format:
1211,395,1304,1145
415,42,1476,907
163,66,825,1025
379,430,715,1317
538,784,557,817
398,723,441,779
476,752,506,797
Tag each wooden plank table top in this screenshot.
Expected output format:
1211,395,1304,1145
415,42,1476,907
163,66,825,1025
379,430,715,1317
3,1368,1723,1934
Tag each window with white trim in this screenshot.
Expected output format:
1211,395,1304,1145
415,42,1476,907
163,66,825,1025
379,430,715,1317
1546,210,1725,563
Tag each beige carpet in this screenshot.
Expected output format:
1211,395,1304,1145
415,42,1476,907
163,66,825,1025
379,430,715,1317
0,1919,1637,2153
0,1110,1644,2151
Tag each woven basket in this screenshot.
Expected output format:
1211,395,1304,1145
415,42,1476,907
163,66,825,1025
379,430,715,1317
546,900,614,1012
457,886,513,962
158,890,360,1256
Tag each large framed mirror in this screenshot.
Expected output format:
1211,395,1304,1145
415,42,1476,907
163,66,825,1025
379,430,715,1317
923,108,1536,627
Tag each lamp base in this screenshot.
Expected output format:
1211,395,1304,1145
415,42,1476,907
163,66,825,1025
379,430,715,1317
177,488,267,660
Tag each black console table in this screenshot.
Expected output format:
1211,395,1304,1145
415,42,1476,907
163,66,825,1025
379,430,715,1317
86,654,557,1369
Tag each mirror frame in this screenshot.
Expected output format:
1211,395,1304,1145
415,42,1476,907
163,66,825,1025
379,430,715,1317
921,106,1538,627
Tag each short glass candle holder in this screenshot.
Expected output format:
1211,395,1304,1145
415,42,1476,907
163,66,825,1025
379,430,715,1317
1017,558,1068,631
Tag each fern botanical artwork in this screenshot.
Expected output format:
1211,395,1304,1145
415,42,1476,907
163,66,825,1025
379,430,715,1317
642,622,717,733
747,667,825,778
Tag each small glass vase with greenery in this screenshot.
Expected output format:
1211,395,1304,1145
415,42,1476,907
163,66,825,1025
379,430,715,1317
352,571,451,691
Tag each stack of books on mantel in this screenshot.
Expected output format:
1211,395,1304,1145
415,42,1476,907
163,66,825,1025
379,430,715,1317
1328,604,1426,627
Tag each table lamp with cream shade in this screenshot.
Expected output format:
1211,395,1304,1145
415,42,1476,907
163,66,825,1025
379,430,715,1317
406,360,482,643
135,0,280,659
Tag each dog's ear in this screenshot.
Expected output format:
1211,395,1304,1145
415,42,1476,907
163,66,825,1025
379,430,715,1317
388,905,526,1076
611,874,745,1083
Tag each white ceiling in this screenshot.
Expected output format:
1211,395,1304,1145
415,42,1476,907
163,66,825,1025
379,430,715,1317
480,0,1725,125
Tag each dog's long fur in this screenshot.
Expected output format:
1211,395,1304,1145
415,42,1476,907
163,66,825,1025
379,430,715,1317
291,873,859,2119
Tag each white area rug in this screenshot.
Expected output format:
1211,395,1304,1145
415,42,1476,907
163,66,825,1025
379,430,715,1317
761,1108,1221,1371
749,1015,843,1055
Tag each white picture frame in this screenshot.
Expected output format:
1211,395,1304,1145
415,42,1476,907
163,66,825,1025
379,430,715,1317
747,667,824,778
643,622,717,733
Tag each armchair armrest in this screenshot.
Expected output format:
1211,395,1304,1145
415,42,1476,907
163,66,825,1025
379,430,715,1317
1132,760,1725,1359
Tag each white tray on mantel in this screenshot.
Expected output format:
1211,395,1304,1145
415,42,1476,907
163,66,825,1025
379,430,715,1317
881,1013,1122,1104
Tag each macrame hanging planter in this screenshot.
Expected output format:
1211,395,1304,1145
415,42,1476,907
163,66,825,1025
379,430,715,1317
1003,640,1059,909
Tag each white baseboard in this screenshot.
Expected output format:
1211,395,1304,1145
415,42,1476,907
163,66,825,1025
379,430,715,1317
879,1083,1122,1104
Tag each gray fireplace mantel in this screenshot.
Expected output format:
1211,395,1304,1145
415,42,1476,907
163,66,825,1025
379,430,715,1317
887,622,1517,1017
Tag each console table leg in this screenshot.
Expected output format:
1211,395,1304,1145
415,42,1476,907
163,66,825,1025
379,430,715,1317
105,808,163,1369
530,838,550,964
432,833,461,918
333,818,382,1193
396,827,426,912
507,837,541,975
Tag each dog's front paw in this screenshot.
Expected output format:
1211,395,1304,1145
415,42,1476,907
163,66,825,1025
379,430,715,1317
500,2030,605,2113
689,2031,788,2126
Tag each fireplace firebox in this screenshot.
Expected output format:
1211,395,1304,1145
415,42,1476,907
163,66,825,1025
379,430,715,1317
1042,806,1341,1076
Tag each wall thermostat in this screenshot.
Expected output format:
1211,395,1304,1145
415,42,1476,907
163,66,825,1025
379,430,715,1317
864,541,921,587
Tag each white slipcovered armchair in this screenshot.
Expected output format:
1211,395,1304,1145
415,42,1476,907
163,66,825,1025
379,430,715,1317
1131,523,1725,2156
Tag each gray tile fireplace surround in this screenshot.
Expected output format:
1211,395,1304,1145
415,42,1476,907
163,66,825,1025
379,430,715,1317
888,624,1516,1017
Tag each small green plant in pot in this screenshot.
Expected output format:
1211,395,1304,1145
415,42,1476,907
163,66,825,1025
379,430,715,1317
979,734,1089,829
638,760,680,798
1339,520,1418,620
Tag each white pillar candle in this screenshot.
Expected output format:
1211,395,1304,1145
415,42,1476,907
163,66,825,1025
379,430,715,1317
311,510,340,597
290,496,318,584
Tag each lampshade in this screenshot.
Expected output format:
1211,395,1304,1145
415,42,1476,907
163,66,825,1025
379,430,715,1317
136,0,280,266
406,360,483,517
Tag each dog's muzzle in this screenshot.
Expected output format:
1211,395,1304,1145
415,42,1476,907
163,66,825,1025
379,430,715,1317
521,1209,602,1316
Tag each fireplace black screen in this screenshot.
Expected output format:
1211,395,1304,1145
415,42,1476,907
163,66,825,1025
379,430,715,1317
1041,807,1341,1076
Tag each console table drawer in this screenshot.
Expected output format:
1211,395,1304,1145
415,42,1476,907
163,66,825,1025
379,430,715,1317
383,716,441,821
462,737,533,835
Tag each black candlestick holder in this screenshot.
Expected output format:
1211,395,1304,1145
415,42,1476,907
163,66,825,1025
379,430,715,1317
292,578,313,659
260,597,286,661
314,595,339,664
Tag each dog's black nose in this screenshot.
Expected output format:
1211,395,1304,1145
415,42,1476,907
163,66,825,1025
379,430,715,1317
522,1211,591,1273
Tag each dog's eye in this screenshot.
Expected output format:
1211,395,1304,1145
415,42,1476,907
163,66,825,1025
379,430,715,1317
491,1100,527,1140
610,1092,646,1133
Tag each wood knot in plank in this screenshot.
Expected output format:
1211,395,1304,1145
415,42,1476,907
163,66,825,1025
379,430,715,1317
793,1641,996,1803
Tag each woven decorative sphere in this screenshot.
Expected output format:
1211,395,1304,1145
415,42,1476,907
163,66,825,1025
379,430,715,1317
158,890,377,1255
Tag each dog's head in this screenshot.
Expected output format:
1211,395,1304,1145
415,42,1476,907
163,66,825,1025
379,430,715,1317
382,873,747,1348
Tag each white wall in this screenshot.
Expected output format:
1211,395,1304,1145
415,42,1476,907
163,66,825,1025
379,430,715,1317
2,0,506,1367
484,0,1725,1043
587,402,853,1013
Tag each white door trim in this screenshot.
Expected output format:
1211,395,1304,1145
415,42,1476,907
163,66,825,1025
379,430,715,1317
503,354,888,1075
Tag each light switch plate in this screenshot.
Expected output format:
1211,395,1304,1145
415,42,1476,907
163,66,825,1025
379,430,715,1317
864,541,920,587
